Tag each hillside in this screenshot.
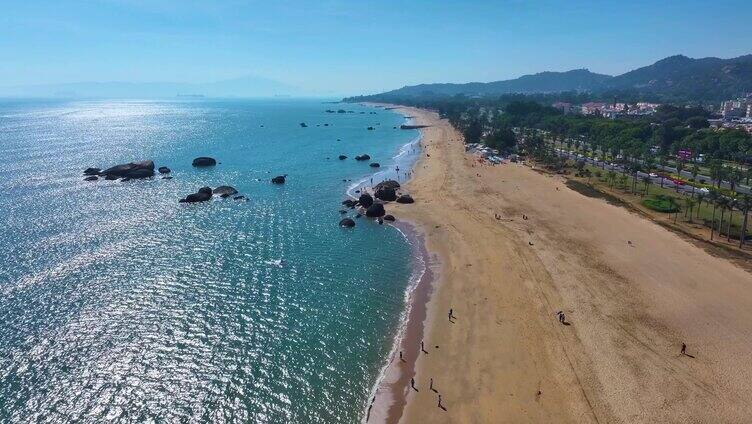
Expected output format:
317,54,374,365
347,54,752,103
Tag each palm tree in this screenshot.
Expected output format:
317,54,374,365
642,176,651,196
726,198,737,243
717,197,728,239
690,163,700,198
739,195,751,248
708,191,719,240
659,156,668,188
607,170,616,188
696,193,705,219
684,198,696,223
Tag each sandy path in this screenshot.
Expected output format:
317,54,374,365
383,106,752,423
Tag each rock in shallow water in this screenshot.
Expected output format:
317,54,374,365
271,175,286,184
358,193,374,208
365,203,385,217
102,160,155,179
339,218,356,228
158,166,171,174
83,167,101,176
192,157,216,167
214,185,238,198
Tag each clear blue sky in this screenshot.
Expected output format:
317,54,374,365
2,0,751,96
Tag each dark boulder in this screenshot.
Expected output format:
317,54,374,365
158,166,171,174
179,191,212,203
358,193,374,208
102,160,155,179
339,218,356,228
354,154,371,161
192,157,216,167
375,187,397,202
162,176,173,180
374,180,400,191
367,126,375,130
300,122,308,127
233,195,246,200
338,155,347,160
339,209,348,214
396,194,415,204
198,186,213,195
383,214,396,222
369,163,380,168
214,185,238,198
271,175,286,184
342,199,357,208
83,167,101,176
104,174,118,180
378,218,384,225
365,203,386,217
84,175,98,181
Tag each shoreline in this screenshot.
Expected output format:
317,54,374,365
357,104,437,424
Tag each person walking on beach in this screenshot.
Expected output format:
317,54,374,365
448,308,454,321
421,341,428,354
430,378,437,393
681,343,687,355
438,394,446,410
400,351,405,362
411,378,418,392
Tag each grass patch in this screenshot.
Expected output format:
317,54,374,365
641,195,680,213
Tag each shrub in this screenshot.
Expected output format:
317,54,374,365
642,195,680,213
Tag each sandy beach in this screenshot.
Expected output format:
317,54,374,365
370,105,752,423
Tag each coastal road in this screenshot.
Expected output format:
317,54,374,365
554,147,752,195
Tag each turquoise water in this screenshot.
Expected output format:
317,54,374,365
0,99,418,423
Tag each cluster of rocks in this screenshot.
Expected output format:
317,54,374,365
354,154,370,161
179,185,245,203
82,160,168,182
338,179,415,228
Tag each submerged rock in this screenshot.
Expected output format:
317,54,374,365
179,190,212,203
342,199,357,208
83,167,101,176
300,122,308,127
338,155,347,160
214,185,238,198
271,175,286,184
354,154,371,161
104,174,118,180
192,157,216,167
339,218,356,228
369,163,380,168
84,175,98,181
158,166,171,174
102,160,155,179
383,214,396,222
162,176,173,180
233,195,246,201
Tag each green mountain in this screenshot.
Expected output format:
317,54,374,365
607,54,752,101
347,54,752,103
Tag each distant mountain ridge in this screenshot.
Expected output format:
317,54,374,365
349,54,752,102
0,75,301,98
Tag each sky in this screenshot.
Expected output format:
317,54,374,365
1,0,752,96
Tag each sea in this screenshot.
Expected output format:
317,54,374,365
0,98,422,423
